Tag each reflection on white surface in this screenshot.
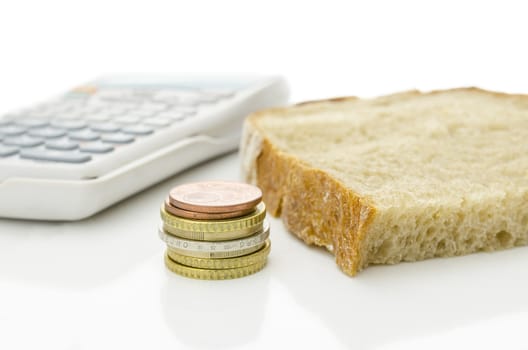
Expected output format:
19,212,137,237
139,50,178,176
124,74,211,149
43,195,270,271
0,177,163,289
272,215,528,349
0,153,528,350
161,269,270,348
379,311,528,350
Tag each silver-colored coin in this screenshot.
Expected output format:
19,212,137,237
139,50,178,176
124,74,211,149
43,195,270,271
158,220,270,253
167,241,267,259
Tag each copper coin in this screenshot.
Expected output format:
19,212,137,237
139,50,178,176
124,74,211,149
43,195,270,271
164,197,255,220
168,181,262,213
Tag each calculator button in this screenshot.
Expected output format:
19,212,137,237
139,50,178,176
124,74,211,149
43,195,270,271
105,102,137,114
152,90,183,99
127,110,156,118
91,123,120,133
80,142,114,154
84,112,112,122
0,125,27,136
27,110,54,119
97,89,134,101
104,106,130,115
196,95,220,104
115,101,139,107
50,120,87,130
121,125,153,136
176,96,201,106
53,100,80,111
202,90,235,98
114,116,140,124
15,119,49,128
3,136,44,148
0,145,18,157
0,117,11,126
144,118,172,127
101,134,134,144
46,139,79,150
157,111,188,120
130,90,153,99
20,149,91,163
165,106,196,116
153,90,197,102
138,102,167,111
79,104,102,113
84,99,108,108
69,130,100,141
28,128,67,139
54,111,83,120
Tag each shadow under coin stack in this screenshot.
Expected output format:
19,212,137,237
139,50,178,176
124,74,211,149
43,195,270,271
159,181,270,280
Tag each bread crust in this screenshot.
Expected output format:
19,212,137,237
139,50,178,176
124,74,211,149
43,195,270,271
240,87,528,276
241,104,377,276
256,138,376,276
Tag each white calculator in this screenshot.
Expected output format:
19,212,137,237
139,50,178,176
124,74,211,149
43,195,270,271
0,75,289,220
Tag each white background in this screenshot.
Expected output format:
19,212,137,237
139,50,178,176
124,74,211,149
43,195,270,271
1,1,528,349
2,0,528,109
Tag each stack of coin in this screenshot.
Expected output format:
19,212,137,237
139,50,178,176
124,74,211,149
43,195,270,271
159,181,270,280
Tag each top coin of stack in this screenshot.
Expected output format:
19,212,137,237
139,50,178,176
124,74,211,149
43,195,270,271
159,181,271,280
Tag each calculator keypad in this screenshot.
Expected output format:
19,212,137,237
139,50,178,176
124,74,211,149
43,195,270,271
0,86,234,163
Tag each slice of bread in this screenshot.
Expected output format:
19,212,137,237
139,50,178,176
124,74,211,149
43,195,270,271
240,88,528,276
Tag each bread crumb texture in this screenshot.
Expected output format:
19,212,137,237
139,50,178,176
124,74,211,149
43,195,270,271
240,88,528,276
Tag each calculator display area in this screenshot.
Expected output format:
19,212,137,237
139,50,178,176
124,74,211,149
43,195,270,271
95,74,262,91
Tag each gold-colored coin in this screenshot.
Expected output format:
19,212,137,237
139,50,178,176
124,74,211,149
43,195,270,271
160,202,266,234
164,253,268,280
162,221,263,241
167,239,271,269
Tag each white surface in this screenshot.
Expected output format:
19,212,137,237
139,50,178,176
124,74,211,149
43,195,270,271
1,153,528,350
2,0,528,349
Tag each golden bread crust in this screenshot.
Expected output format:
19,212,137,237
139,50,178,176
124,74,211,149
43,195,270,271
255,138,376,276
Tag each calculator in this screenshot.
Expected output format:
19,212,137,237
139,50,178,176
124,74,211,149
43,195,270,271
0,75,289,220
